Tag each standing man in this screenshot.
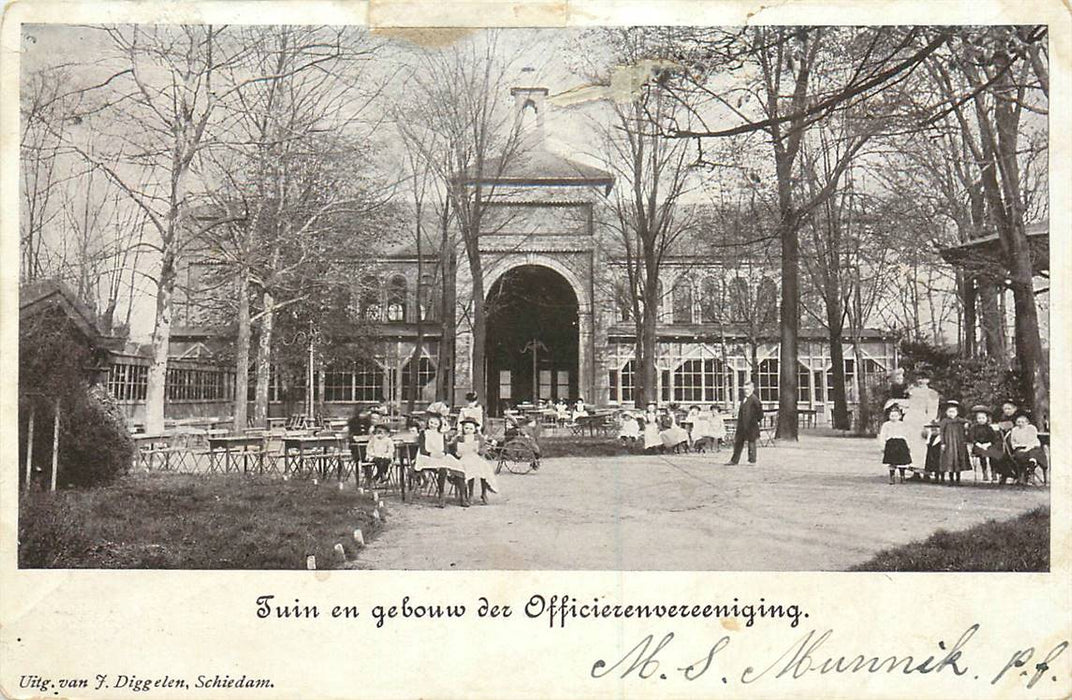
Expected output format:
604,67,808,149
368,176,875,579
727,380,763,465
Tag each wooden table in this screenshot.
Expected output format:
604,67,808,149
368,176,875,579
208,435,266,474
283,434,345,479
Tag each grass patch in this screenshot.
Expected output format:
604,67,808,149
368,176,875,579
18,473,383,569
850,507,1049,572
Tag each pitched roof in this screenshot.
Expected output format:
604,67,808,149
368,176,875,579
19,279,104,346
464,148,614,193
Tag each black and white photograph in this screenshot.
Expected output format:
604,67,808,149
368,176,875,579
14,20,1052,573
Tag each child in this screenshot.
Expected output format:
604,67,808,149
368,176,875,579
572,398,589,422
935,400,971,486
967,404,1002,483
366,424,395,486
707,404,727,450
1009,412,1048,485
877,402,912,484
555,399,571,425
618,410,640,443
923,421,942,481
660,407,690,453
686,405,709,451
415,414,467,507
994,400,1019,435
458,392,485,432
642,403,662,452
454,417,497,505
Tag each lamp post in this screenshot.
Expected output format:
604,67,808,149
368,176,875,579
521,339,547,403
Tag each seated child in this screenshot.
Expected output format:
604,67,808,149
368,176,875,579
642,403,662,452
454,417,497,505
365,423,395,485
571,398,589,422
555,399,571,425
686,405,712,452
414,414,467,507
1009,412,1048,484
659,408,690,453
967,404,1002,483
618,410,640,443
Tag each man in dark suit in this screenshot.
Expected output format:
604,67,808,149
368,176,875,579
727,380,763,464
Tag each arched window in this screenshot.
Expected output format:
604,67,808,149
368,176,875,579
674,359,703,402
758,358,779,402
386,275,407,322
756,278,778,326
418,273,436,321
672,279,694,324
700,277,722,323
401,355,436,401
360,276,381,321
729,278,749,322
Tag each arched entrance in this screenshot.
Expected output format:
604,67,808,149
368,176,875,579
485,265,579,415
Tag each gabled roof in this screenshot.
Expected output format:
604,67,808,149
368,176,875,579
19,279,104,346
938,221,1048,276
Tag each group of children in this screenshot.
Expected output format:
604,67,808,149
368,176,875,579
350,392,499,508
617,403,728,453
877,397,1048,486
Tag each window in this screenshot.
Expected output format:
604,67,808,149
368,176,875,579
499,370,512,401
324,360,384,402
620,360,635,403
729,278,749,322
703,358,726,404
813,369,825,404
672,280,694,324
798,363,811,403
615,282,632,322
757,358,779,402
359,276,381,321
660,369,671,402
756,278,778,326
826,358,857,402
400,356,436,401
700,277,722,323
108,362,148,402
166,366,235,402
386,275,407,322
556,370,569,400
418,274,436,321
539,370,552,400
674,359,704,402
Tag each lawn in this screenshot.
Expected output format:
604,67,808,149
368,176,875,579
18,474,383,569
850,506,1049,572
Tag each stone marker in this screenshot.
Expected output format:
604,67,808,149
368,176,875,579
306,555,316,570
353,529,365,546
334,543,346,560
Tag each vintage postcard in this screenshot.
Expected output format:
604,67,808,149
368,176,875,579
1,0,1068,698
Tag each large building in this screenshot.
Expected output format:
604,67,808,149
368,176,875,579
107,85,899,427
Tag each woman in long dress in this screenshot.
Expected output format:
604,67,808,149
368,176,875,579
660,407,689,452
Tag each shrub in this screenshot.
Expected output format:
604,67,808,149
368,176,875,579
18,489,93,568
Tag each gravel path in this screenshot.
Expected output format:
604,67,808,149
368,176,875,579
347,435,1049,570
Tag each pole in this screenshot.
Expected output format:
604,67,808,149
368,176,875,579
50,398,60,491
307,327,315,419
24,405,35,490
531,339,538,402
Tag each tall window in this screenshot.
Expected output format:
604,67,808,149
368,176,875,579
623,360,636,403
757,358,779,402
797,363,811,403
700,277,722,323
108,362,149,402
615,282,632,323
672,280,694,324
703,358,726,404
756,278,778,326
827,358,857,402
660,369,671,402
386,275,407,322
729,278,749,322
674,359,704,402
400,356,436,401
418,273,436,321
360,276,381,321
166,366,235,402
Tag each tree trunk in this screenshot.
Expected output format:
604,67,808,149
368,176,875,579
776,215,800,440
437,208,456,403
233,269,250,430
253,290,274,428
961,273,977,357
825,308,850,431
977,282,1007,362
636,281,659,407
144,249,176,434
469,254,486,403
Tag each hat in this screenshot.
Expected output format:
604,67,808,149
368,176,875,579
459,416,480,428
883,402,904,417
882,398,904,412
970,404,991,415
464,392,478,403
941,399,961,414
1013,410,1033,423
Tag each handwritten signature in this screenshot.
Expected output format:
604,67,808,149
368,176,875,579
591,626,1069,688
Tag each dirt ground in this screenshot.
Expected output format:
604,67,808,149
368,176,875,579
347,435,1049,571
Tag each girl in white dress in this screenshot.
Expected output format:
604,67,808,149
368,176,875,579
686,405,709,451
455,418,497,505
642,403,662,451
618,411,641,443
415,414,467,507
660,407,690,452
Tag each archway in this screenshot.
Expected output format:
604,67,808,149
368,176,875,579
484,265,579,415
